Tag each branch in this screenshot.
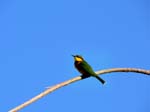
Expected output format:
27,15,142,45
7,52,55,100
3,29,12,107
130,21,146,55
9,68,150,112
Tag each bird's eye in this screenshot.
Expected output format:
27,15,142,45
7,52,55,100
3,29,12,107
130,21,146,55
77,56,81,58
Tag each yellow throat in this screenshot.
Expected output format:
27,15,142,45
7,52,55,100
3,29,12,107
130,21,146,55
74,57,83,62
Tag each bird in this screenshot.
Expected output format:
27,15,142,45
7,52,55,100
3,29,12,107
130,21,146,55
72,55,105,84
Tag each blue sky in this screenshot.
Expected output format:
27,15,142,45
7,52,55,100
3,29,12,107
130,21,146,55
0,0,149,112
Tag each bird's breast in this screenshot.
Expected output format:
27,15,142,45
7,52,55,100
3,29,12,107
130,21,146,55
74,61,87,75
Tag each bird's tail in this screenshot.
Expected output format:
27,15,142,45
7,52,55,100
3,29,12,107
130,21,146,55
95,75,105,84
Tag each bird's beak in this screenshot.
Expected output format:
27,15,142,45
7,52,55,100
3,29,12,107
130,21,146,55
72,55,75,57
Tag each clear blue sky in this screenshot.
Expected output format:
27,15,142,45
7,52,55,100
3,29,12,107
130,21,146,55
0,0,150,112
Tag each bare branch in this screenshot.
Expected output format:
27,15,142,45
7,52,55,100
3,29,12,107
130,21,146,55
96,68,150,75
9,68,150,112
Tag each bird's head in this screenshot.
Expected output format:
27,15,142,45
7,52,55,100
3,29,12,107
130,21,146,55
72,55,84,62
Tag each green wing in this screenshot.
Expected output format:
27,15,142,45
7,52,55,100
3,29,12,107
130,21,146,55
79,61,105,84
79,61,97,76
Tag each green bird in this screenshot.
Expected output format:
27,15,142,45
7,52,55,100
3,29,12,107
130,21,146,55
72,55,105,84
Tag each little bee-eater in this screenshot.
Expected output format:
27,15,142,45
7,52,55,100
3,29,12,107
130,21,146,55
72,55,105,84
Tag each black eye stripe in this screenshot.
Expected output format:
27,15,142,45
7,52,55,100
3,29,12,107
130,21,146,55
75,55,83,60
75,55,80,57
